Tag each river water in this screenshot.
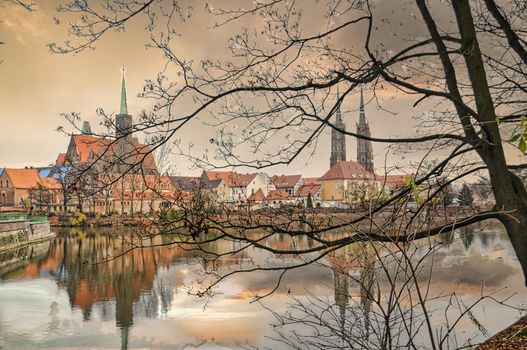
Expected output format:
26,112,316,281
0,224,525,349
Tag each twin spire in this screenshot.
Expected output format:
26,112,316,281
336,85,368,126
119,66,128,115
358,86,367,127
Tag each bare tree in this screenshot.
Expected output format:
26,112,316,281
46,0,527,292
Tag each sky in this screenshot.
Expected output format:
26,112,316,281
0,0,520,177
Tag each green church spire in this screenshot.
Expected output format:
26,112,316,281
119,66,128,115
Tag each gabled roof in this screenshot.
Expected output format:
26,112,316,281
3,168,62,190
235,173,258,187
4,168,42,189
298,183,321,197
204,179,224,190
169,176,200,190
318,161,374,181
248,188,265,202
201,170,257,187
377,174,408,188
267,189,291,200
202,170,236,186
302,177,318,185
56,153,67,165
66,134,158,171
271,174,302,188
39,177,62,190
71,135,110,163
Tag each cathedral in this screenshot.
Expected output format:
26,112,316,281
56,69,158,175
329,88,374,172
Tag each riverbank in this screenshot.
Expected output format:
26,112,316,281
0,219,54,253
477,316,527,349
47,205,479,229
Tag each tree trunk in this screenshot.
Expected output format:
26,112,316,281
451,0,527,282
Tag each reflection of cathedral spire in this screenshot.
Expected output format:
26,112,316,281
333,269,349,336
120,325,129,350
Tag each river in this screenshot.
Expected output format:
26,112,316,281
0,223,525,349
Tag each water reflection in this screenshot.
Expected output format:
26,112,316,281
0,223,524,349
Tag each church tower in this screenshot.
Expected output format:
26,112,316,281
115,67,134,167
116,67,133,141
330,89,346,168
356,88,374,172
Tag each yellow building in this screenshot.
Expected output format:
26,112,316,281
317,161,379,206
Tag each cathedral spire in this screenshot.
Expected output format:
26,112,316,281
359,86,367,127
119,66,128,115
336,85,343,123
356,86,374,172
330,86,346,168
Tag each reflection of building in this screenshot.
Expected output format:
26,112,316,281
333,267,350,335
1,231,245,347
328,243,376,340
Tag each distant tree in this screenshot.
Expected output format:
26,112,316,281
306,193,314,209
458,184,474,206
440,184,455,206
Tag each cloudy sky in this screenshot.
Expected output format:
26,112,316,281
1,0,519,177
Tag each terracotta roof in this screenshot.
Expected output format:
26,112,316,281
298,183,321,197
202,170,257,187
202,170,236,186
56,153,67,165
378,174,408,188
248,188,265,202
169,176,200,190
204,179,223,189
318,161,374,181
72,135,110,163
67,135,158,171
271,174,302,188
235,173,258,186
267,189,291,200
39,177,62,190
302,177,319,185
4,168,42,189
